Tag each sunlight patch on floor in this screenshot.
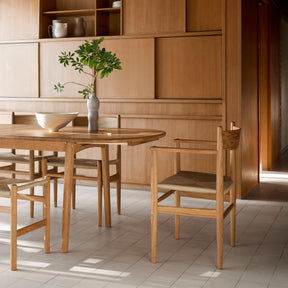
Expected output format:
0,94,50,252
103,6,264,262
260,170,288,182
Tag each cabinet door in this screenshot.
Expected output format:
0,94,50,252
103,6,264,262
0,43,38,98
0,0,39,40
123,0,185,35
156,36,222,99
97,38,155,99
40,41,92,99
186,0,223,32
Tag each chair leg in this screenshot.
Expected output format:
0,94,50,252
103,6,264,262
98,162,103,226
216,196,224,270
30,187,35,218
53,178,58,207
72,177,76,209
175,190,180,239
117,178,121,215
29,151,35,218
230,189,236,247
151,150,158,263
12,163,16,179
117,146,121,215
216,217,223,269
44,178,50,254
151,206,158,263
10,186,18,271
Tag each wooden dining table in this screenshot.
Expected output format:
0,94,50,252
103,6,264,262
0,124,166,252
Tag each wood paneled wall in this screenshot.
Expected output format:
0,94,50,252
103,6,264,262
123,0,186,35
1,0,278,197
186,0,223,31
0,43,39,98
40,41,91,98
281,18,288,151
225,0,242,196
156,36,222,99
240,0,259,195
97,38,155,99
0,0,39,40
259,0,281,171
269,3,281,168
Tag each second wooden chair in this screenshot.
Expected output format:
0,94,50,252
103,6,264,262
42,115,121,226
0,112,55,218
0,176,50,270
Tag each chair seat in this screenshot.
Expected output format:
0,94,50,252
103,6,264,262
158,171,233,194
47,156,118,169
0,152,42,163
0,177,35,196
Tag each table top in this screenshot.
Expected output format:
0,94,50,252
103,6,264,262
0,124,166,146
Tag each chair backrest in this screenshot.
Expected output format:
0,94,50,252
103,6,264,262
221,123,241,151
73,115,121,161
73,115,120,129
216,122,241,194
0,111,13,124
0,112,40,155
13,113,39,126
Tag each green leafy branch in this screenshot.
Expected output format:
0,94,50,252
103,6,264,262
54,37,122,99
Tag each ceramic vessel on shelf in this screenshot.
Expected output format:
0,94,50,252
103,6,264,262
87,94,100,132
112,1,121,8
35,112,78,132
73,17,86,37
48,19,62,38
48,22,68,38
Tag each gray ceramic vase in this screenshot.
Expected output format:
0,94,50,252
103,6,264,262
87,94,100,132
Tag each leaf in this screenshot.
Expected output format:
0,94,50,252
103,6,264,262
100,70,106,79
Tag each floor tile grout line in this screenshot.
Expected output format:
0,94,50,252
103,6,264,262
233,204,284,288
267,205,287,288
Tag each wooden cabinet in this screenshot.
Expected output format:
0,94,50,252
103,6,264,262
123,0,185,35
96,0,122,36
156,36,222,99
96,38,155,99
0,43,39,97
40,38,154,99
40,0,122,38
40,41,92,98
0,0,39,40
186,0,223,32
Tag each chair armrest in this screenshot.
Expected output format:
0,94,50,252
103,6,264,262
175,138,217,146
11,177,49,192
150,146,217,155
42,155,58,160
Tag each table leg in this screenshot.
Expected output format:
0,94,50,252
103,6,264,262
101,145,111,227
61,142,74,253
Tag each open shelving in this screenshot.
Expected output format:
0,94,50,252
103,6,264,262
40,0,122,39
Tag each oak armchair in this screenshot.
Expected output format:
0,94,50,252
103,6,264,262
150,122,241,269
0,176,50,270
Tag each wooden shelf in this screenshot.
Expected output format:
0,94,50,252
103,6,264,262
96,8,121,14
41,2,122,38
43,9,95,17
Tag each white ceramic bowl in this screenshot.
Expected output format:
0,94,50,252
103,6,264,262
35,112,78,132
112,1,121,8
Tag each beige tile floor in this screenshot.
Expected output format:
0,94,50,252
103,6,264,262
0,176,287,287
